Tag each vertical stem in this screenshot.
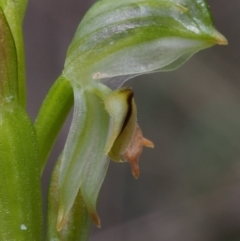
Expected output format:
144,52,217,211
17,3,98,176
13,0,29,24
4,1,27,106
0,102,43,240
0,7,18,102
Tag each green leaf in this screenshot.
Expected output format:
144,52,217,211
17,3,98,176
0,102,43,240
63,0,227,89
47,158,91,241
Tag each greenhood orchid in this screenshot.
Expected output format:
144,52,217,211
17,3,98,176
54,0,227,232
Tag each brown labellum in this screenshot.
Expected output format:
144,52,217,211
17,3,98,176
123,124,154,179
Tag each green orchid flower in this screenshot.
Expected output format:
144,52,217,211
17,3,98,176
54,0,227,232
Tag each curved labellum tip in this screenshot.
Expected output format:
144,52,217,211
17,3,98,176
123,125,154,179
143,138,154,148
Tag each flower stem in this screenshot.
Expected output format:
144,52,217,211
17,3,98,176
34,75,74,173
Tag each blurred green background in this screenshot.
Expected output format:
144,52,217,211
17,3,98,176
24,1,240,240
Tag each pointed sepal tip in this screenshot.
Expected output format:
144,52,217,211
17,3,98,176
56,208,69,232
213,31,228,45
89,210,101,228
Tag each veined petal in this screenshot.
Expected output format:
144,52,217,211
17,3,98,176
80,155,109,228
89,38,211,84
63,0,227,89
57,88,109,230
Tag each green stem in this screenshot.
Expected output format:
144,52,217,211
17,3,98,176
13,0,29,24
34,75,74,173
0,0,28,23
0,7,18,101
0,101,43,240
1,0,28,107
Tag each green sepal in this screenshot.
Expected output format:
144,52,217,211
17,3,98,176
47,158,91,241
63,0,227,89
0,101,43,240
57,88,109,230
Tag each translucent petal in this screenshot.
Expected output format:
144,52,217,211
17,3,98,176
57,88,109,230
63,0,227,88
80,155,109,228
101,52,193,89
91,37,211,85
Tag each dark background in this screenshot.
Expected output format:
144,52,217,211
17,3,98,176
24,1,240,240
